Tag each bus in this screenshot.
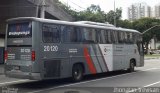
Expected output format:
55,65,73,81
4,17,144,81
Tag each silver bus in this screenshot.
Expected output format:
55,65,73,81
5,17,144,81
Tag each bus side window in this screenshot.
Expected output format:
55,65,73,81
74,27,82,42
111,30,118,44
133,33,137,44
118,31,124,43
70,27,82,43
42,24,60,43
127,32,133,44
124,32,129,44
104,30,110,44
63,26,73,42
63,26,81,43
96,29,105,43
82,28,96,43
129,32,134,44
70,27,78,42
100,30,106,44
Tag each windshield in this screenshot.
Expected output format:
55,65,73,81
7,22,32,38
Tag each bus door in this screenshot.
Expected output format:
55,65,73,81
137,42,144,66
5,22,32,72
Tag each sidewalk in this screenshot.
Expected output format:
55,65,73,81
0,64,4,75
144,57,160,60
144,54,160,60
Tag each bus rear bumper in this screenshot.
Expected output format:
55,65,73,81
5,71,41,80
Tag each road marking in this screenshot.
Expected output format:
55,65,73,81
126,81,160,93
144,81,160,87
28,68,160,93
0,80,29,85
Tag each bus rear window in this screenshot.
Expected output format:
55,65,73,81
8,22,32,38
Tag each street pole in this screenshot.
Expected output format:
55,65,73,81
142,25,160,35
114,0,116,26
36,4,39,17
40,0,45,18
67,0,69,7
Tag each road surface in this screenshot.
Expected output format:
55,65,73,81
0,59,160,93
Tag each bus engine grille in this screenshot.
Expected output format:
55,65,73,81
44,60,61,78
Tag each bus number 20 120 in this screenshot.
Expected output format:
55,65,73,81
44,46,58,52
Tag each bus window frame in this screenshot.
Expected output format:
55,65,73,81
61,25,83,44
42,23,61,43
82,27,97,44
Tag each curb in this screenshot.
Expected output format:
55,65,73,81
145,57,160,60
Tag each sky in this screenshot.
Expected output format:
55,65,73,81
59,0,159,19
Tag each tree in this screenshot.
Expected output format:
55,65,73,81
74,4,106,22
117,20,132,28
132,18,160,51
86,4,101,13
105,8,122,25
57,1,122,24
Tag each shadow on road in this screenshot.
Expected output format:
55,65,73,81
4,70,137,92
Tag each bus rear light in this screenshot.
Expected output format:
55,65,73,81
4,50,8,62
32,51,35,61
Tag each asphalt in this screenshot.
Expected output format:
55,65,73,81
0,59,160,93
0,65,4,75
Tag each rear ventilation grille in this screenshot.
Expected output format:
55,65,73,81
44,60,61,78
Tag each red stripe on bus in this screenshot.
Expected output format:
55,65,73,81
84,47,97,74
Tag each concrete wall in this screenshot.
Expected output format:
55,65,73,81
0,39,4,47
0,0,37,35
27,0,73,21
0,0,73,35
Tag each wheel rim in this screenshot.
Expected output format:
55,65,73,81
73,67,82,80
74,69,80,78
131,62,134,71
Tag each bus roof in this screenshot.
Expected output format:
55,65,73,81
7,17,141,34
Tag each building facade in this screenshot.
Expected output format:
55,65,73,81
128,2,151,21
153,3,160,19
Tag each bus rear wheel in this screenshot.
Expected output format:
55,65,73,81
72,64,84,81
128,60,135,72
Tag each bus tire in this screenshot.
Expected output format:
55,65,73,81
128,60,135,72
72,64,84,82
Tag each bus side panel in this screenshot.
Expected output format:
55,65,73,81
39,43,113,79
31,21,42,79
112,44,125,70
68,44,109,75
39,24,70,79
99,44,113,71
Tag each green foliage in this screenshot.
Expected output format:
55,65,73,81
74,4,107,23
57,1,122,23
117,20,132,29
131,18,160,49
105,8,122,25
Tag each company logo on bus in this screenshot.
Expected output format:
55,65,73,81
8,22,31,36
9,31,30,36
